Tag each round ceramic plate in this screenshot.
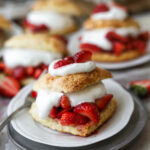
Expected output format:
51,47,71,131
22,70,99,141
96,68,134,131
7,79,134,147
68,29,150,70
7,91,147,150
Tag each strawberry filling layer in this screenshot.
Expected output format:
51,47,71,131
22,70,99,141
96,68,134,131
23,19,49,33
31,91,113,126
0,62,48,80
80,31,149,56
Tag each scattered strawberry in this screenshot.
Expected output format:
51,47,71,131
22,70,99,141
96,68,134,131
34,69,42,79
0,62,5,70
113,42,125,56
48,107,58,119
23,19,49,33
41,64,48,71
130,80,150,97
139,31,149,41
13,66,25,80
57,108,71,119
31,91,37,98
74,103,100,123
53,35,68,45
132,40,146,53
106,31,128,43
95,94,113,110
26,66,35,76
60,95,71,109
0,76,20,97
73,51,92,63
93,3,110,14
80,43,102,53
4,67,13,76
54,56,74,69
60,112,89,126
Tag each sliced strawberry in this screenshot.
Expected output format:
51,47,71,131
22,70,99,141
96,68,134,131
54,56,74,69
53,35,68,45
13,66,25,80
74,103,100,123
41,64,48,71
95,94,113,110
73,51,92,63
26,66,35,76
31,91,37,98
23,19,49,33
93,3,110,14
57,108,71,119
60,95,71,109
113,42,125,56
34,69,42,79
60,112,89,126
130,80,150,94
80,43,102,53
0,76,20,97
4,67,13,76
139,31,149,41
48,107,58,119
106,31,128,43
0,62,5,70
132,40,146,53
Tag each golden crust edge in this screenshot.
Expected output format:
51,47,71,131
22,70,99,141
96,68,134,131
29,98,117,137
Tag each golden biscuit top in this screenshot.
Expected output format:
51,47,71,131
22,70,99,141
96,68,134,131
32,0,94,16
0,15,11,30
84,17,140,30
33,67,112,93
5,34,67,55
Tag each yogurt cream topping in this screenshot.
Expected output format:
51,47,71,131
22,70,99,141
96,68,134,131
81,27,141,51
3,48,62,68
49,60,96,76
27,11,75,31
91,3,127,21
36,82,106,118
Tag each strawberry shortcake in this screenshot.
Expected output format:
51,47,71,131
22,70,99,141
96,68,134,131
80,2,149,62
30,51,117,136
23,0,94,35
0,33,67,97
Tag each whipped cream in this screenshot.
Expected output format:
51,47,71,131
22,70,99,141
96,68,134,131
27,11,74,31
91,3,127,20
36,82,106,118
49,60,96,76
3,48,62,68
81,27,140,51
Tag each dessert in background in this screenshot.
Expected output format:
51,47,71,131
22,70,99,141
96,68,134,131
0,33,67,97
30,51,117,136
0,15,11,47
23,0,94,35
80,2,149,62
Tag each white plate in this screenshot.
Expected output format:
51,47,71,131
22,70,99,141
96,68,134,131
68,29,150,70
7,79,134,147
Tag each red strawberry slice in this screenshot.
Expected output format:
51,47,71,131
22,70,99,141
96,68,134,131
4,67,13,76
34,69,42,79
13,66,25,80
139,31,149,41
73,51,92,63
0,62,5,70
113,42,125,56
95,94,113,110
74,103,100,123
48,107,58,119
0,76,20,97
31,91,37,98
60,95,71,109
26,66,35,76
57,108,71,119
60,112,89,126
41,64,48,71
132,40,146,53
23,19,49,33
54,56,74,69
130,80,150,94
106,31,128,43
80,43,102,53
93,3,110,14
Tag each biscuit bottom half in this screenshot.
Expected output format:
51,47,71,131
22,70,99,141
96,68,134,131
92,50,142,62
29,98,117,137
